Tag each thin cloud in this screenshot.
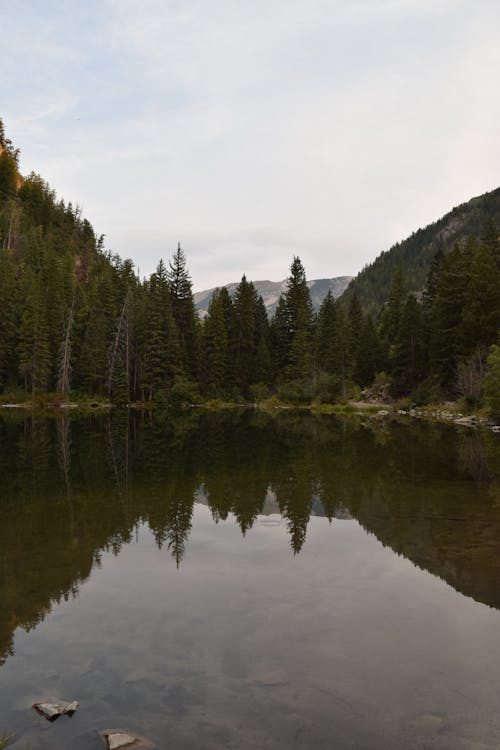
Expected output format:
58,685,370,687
1,0,499,289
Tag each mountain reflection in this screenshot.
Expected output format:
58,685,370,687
1,410,500,666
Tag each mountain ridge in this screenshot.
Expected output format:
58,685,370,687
194,276,352,318
341,186,500,314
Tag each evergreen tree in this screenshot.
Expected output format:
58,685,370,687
379,267,405,343
17,269,50,396
231,275,260,397
348,293,363,379
458,244,500,356
0,249,18,389
316,291,337,373
330,304,351,399
142,260,181,399
354,315,383,387
254,295,272,386
167,243,199,379
271,256,315,381
391,295,426,394
202,287,233,398
429,244,469,387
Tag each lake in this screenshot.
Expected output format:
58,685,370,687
1,410,500,749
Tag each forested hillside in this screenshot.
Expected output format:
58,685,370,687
342,188,500,315
1,120,500,415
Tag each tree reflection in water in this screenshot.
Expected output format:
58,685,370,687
1,410,500,666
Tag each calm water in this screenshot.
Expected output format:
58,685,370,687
1,411,500,749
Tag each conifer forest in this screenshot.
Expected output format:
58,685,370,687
1,119,500,416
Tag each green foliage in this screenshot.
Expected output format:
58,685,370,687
484,342,500,419
276,378,316,404
314,372,342,404
202,287,232,398
167,243,199,379
271,256,315,382
1,118,499,410
167,378,201,410
0,731,13,749
342,187,500,316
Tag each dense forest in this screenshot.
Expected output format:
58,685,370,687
341,186,500,316
1,120,500,415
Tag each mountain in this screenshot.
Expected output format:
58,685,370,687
194,276,352,318
341,186,500,314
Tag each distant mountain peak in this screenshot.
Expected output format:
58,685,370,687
194,276,352,318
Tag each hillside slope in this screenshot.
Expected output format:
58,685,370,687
342,186,500,314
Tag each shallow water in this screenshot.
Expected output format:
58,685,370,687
1,411,500,749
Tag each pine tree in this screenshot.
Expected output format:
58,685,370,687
379,267,405,344
316,291,337,373
231,275,261,396
330,304,351,399
391,295,426,394
167,243,199,379
458,244,500,357
271,256,315,382
254,295,272,386
0,248,18,389
142,260,181,400
429,244,469,387
17,269,50,396
348,293,363,379
202,288,232,397
354,315,383,387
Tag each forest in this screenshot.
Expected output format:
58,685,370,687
1,120,500,416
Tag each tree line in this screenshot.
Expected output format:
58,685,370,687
1,120,499,414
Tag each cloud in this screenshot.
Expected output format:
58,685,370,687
1,0,500,289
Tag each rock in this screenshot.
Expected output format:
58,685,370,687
33,699,79,720
491,425,500,433
454,417,477,427
413,712,445,733
377,409,389,416
100,729,155,750
108,733,136,749
253,669,288,686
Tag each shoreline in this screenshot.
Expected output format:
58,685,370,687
1,398,499,432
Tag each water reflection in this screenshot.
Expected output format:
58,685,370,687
1,411,500,669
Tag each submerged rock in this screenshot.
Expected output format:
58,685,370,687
33,699,79,720
100,729,155,750
253,669,288,686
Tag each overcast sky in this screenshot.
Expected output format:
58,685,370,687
1,0,499,290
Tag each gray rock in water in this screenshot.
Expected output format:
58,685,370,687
100,729,155,750
33,699,79,720
108,733,136,749
253,669,288,686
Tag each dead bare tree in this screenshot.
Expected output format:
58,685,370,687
57,294,76,395
107,290,131,400
456,346,488,404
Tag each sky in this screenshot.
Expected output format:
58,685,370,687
1,0,499,290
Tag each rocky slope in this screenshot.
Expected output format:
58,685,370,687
194,276,352,318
